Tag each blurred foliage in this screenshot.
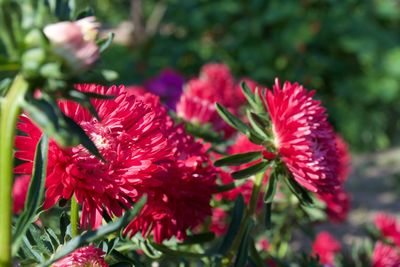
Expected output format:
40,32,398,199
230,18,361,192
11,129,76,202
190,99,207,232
93,0,399,151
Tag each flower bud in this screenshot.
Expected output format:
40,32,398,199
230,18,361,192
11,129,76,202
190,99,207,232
43,16,100,73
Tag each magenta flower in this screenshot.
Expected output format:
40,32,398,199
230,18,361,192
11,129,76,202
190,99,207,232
52,245,108,267
263,79,340,193
312,231,341,266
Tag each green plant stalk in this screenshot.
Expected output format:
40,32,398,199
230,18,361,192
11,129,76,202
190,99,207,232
226,171,265,264
0,75,28,267
70,195,79,238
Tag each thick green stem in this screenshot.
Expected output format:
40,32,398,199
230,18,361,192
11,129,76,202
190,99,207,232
0,75,28,267
70,195,79,238
226,172,265,264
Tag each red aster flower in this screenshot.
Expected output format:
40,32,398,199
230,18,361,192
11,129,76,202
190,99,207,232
52,245,108,267
197,63,237,107
312,231,341,266
209,207,228,236
216,134,266,204
176,79,235,138
335,134,351,182
12,175,30,214
15,84,173,228
372,242,400,267
123,92,217,243
318,189,350,223
374,213,400,247
263,79,340,193
126,85,147,97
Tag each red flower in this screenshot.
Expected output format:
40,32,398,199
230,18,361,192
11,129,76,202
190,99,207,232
372,242,400,267
336,135,351,182
318,189,350,223
176,79,235,137
12,175,30,214
312,231,341,266
197,63,239,107
209,207,228,236
123,92,217,243
15,84,173,228
374,213,400,247
52,245,108,267
263,79,340,193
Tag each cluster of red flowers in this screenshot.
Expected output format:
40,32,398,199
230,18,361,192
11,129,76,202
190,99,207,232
176,63,258,137
14,84,216,243
372,213,400,267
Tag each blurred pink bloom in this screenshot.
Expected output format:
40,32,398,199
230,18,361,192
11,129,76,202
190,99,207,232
372,241,400,267
52,245,108,267
335,135,351,182
210,207,228,236
44,16,99,72
374,213,400,247
312,231,341,266
12,175,30,214
318,189,351,223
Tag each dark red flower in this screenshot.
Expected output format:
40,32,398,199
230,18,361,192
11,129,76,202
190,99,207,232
15,84,173,228
374,213,400,247
372,241,400,267
263,79,340,193
52,245,108,267
176,79,235,137
335,134,351,182
318,189,350,223
209,207,228,236
12,175,30,214
123,92,217,243
312,231,341,266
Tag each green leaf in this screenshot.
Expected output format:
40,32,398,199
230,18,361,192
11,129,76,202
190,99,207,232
249,238,265,267
217,195,245,255
215,180,247,193
12,134,48,256
264,171,277,204
38,196,146,267
234,218,254,267
264,203,272,230
284,176,313,206
247,111,269,140
214,151,262,167
231,161,270,180
23,97,104,161
98,32,115,53
215,103,250,135
180,232,215,245
241,81,257,110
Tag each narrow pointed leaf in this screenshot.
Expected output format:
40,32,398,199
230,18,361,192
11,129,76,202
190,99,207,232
12,134,48,256
241,81,257,109
98,32,115,53
38,196,147,267
247,111,269,140
264,172,277,204
264,203,272,229
284,176,313,206
234,218,254,267
218,195,245,255
214,151,262,167
231,161,269,180
216,103,250,135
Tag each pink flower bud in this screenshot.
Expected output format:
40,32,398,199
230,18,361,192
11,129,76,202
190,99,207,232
43,17,99,72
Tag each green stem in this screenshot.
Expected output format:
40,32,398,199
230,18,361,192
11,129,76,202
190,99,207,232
70,195,79,238
226,172,265,264
0,75,28,267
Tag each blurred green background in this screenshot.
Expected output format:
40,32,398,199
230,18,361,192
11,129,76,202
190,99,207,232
96,0,400,152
